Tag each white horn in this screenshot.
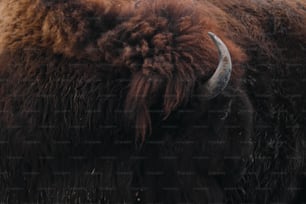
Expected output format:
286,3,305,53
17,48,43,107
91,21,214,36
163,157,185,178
198,32,232,100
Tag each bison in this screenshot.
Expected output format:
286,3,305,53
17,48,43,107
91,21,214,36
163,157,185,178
0,0,305,203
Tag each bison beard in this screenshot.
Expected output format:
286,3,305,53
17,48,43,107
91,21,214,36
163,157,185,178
0,0,305,203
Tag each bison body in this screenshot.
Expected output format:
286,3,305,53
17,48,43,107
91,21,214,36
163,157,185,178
0,0,305,203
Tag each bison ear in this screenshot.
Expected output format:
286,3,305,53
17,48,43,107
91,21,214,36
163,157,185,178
124,73,164,143
197,32,232,101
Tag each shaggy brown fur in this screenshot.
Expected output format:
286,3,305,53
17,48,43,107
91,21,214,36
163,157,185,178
0,0,305,203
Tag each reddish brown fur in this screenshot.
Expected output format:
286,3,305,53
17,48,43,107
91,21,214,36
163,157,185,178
98,0,249,141
0,0,249,141
0,0,305,203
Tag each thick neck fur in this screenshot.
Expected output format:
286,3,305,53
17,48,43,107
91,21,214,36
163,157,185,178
0,0,305,140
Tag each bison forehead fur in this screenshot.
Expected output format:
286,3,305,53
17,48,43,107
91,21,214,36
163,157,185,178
0,0,305,203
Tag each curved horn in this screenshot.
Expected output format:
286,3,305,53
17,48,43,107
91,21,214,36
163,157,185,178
198,32,232,100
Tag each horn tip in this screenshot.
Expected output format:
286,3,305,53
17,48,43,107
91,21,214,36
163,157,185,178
208,32,216,39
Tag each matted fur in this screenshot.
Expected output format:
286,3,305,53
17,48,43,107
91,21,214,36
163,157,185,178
0,0,305,203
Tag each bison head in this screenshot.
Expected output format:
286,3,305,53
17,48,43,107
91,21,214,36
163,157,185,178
118,2,254,197
0,0,255,202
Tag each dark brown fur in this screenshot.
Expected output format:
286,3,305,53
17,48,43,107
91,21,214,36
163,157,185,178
0,0,305,203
